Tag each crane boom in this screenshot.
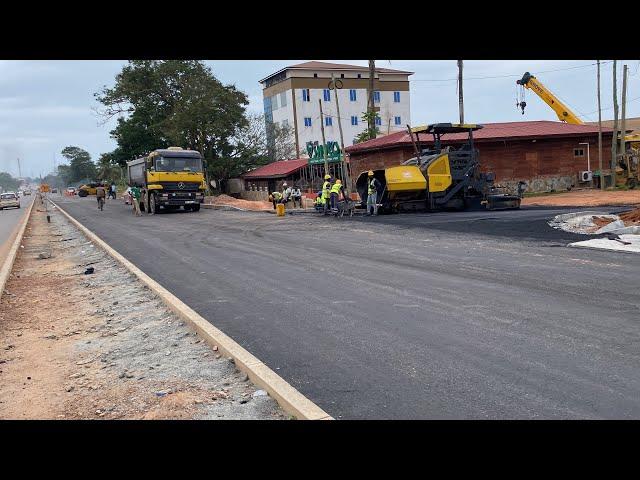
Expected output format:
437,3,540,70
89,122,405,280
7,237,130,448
516,72,584,125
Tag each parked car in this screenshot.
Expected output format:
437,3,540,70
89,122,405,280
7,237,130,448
0,192,20,210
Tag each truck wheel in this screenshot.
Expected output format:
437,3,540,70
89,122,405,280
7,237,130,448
192,203,200,212
150,193,159,214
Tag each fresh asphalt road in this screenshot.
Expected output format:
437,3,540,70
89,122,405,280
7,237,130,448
54,196,640,419
0,195,34,261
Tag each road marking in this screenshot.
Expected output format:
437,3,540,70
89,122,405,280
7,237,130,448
392,304,421,308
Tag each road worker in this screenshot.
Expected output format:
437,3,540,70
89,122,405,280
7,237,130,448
322,174,332,215
291,185,302,208
330,179,344,214
314,191,324,211
282,182,293,205
270,190,283,210
367,170,382,216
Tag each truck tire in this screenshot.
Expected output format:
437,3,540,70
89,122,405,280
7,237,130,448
192,203,200,212
150,193,159,214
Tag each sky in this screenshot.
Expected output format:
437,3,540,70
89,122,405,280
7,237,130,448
1,59,639,178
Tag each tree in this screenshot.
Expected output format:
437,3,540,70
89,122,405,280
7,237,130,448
353,111,381,144
0,172,20,192
60,146,97,183
96,152,122,184
96,60,249,180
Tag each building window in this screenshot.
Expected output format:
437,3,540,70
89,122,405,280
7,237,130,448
304,117,312,127
302,89,310,102
351,115,358,126
280,91,287,107
394,116,401,125
574,148,585,157
325,116,332,127
393,91,400,103
373,91,380,103
349,89,357,101
323,89,331,102
357,73,361,78
282,119,289,128
314,73,318,78
341,73,345,78
272,94,278,110
375,117,382,126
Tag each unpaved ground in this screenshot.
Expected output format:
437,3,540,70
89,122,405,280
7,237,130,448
522,189,640,207
206,194,272,211
0,202,287,420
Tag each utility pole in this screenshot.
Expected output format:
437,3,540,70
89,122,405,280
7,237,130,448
368,60,376,139
611,60,619,177
620,64,628,163
17,158,22,178
457,60,464,124
597,60,603,189
318,99,329,175
331,73,351,193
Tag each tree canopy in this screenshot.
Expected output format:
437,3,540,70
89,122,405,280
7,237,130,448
0,172,21,192
59,146,97,185
95,60,269,181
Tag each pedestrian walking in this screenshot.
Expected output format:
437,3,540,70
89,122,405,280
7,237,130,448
96,184,106,211
110,182,117,199
366,171,382,216
130,185,142,216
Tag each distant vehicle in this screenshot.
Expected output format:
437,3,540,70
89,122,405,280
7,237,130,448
51,188,58,193
0,192,20,210
77,182,105,197
66,187,77,195
23,189,31,195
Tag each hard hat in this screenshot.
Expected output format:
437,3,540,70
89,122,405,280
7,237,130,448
283,182,287,186
368,170,374,176
324,174,331,180
336,179,342,184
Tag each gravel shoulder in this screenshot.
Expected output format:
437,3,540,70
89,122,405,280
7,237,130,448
522,189,640,207
0,200,287,420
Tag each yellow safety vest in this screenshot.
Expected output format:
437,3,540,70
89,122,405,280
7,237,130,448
322,181,331,199
368,179,377,195
330,183,342,194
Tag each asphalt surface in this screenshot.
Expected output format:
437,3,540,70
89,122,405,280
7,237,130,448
0,195,34,260
53,195,640,419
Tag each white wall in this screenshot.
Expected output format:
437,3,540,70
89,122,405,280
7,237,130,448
264,81,411,156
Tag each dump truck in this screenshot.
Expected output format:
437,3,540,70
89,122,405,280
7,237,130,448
355,123,523,213
127,147,206,214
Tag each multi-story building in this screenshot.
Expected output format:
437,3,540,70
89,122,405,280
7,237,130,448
259,61,413,158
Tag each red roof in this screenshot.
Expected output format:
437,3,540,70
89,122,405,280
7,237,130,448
242,159,308,179
346,121,615,154
260,61,413,83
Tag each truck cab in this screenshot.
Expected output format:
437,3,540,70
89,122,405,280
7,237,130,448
127,147,206,214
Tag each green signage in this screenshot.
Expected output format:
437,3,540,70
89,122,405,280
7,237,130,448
306,141,343,165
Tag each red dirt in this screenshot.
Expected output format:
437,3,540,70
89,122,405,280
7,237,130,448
522,189,640,207
207,194,272,211
619,208,640,225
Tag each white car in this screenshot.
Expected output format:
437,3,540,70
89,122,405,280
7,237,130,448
0,192,20,210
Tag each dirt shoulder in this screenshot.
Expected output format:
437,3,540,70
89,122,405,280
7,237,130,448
522,189,640,207
0,203,287,420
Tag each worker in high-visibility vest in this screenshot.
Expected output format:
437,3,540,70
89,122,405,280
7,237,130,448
367,170,382,216
322,174,332,215
330,179,344,213
270,190,283,210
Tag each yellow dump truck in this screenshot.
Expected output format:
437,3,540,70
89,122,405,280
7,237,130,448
356,123,523,213
127,147,206,214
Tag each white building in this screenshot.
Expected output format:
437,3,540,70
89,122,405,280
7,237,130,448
259,61,413,158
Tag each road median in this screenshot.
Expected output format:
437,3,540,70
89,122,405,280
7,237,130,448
49,199,332,420
0,196,35,296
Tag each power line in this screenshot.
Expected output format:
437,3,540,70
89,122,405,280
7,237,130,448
412,61,614,82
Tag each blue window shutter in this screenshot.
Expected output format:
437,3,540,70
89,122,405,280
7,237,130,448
394,91,400,102
395,116,401,125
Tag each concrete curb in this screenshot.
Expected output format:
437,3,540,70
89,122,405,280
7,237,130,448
0,197,36,296
49,199,332,421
